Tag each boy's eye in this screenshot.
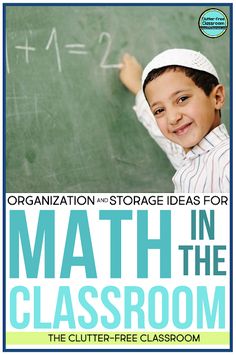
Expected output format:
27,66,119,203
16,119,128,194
178,96,189,104
153,108,164,116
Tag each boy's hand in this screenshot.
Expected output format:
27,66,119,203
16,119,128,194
119,53,143,95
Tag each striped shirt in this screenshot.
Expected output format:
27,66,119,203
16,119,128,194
173,125,229,192
133,90,230,193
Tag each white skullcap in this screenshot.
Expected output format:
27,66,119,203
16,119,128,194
142,48,219,86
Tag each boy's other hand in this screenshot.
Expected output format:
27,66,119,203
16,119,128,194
119,53,143,95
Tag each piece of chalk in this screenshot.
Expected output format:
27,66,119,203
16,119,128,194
101,63,123,69
109,63,123,69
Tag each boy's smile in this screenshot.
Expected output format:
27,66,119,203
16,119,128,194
144,70,224,152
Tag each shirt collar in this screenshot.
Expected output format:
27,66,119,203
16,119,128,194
185,124,229,160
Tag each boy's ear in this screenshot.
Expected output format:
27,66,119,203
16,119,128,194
212,84,225,109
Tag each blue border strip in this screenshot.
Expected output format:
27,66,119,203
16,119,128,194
1,350,233,353
229,3,233,353
2,2,233,353
1,350,234,353
2,2,233,6
2,3,6,353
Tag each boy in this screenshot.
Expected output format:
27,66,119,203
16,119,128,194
119,49,229,193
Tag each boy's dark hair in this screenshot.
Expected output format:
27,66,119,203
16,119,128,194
143,65,219,96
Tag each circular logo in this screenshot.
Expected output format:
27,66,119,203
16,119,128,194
198,8,228,38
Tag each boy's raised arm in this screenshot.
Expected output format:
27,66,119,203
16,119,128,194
119,53,143,95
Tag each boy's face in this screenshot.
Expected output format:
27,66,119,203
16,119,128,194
144,69,224,152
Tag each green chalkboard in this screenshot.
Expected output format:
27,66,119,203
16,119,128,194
5,5,230,192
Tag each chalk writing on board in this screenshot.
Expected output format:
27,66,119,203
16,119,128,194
6,94,43,123
99,32,122,69
45,28,62,72
65,44,88,55
6,39,10,74
7,28,121,73
15,37,36,64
